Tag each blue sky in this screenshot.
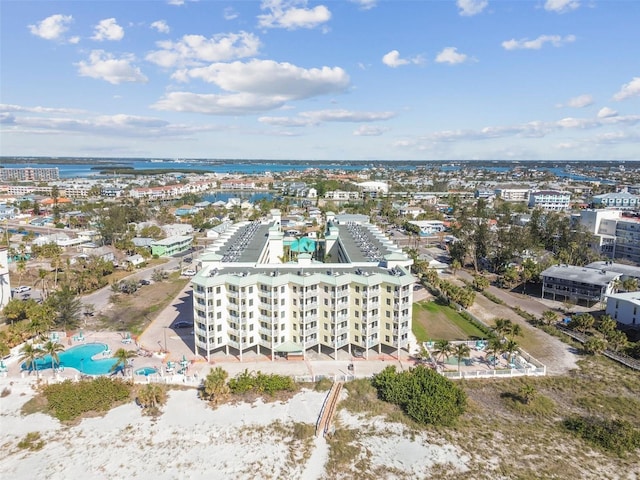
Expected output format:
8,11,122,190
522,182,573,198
1,0,638,161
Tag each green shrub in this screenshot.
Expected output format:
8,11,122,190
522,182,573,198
43,377,132,422
228,369,296,396
482,291,505,305
563,416,640,455
371,365,466,426
17,432,45,451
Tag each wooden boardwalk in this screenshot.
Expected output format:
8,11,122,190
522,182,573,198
315,381,343,437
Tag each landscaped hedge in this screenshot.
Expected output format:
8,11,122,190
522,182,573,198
43,377,132,422
371,365,466,426
228,369,296,396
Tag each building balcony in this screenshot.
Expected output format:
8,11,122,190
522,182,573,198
302,326,318,336
331,325,349,336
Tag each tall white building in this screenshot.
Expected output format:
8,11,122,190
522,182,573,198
579,210,640,264
191,214,414,361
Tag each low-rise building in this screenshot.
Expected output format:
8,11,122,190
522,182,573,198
528,190,571,211
151,235,193,257
592,192,640,210
541,264,620,306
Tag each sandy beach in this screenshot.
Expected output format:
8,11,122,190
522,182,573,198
0,377,472,480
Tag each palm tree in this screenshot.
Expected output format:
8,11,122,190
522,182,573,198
485,337,503,368
136,384,167,414
452,343,471,373
19,343,44,379
41,340,65,374
518,383,537,405
621,277,639,292
540,310,558,326
110,348,136,376
200,367,230,405
434,339,452,364
493,318,511,339
502,339,520,366
450,259,461,277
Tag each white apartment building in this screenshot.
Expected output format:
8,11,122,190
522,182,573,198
324,190,361,201
191,214,414,361
592,192,640,210
495,186,530,202
528,190,571,211
579,210,640,264
605,292,640,328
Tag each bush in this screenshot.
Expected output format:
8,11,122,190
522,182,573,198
371,365,466,426
17,432,44,451
482,291,505,305
563,416,640,455
43,377,132,422
228,369,296,396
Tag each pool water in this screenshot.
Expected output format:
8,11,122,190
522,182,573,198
135,367,158,376
23,343,118,375
286,237,316,253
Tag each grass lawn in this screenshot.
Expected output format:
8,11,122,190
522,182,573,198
413,300,486,342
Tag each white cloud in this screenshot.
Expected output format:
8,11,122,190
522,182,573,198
168,0,185,5
414,112,640,145
151,20,170,34
259,109,394,127
92,18,124,41
457,0,488,16
69,36,80,44
597,107,618,118
28,14,73,41
435,47,471,65
146,32,261,68
613,77,640,101
353,125,388,136
76,50,148,84
0,104,86,114
351,0,377,10
153,60,349,115
502,34,576,50
544,0,580,13
258,0,331,30
557,94,593,108
174,59,349,97
224,7,239,20
382,50,423,68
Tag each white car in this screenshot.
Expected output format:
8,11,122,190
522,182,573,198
14,286,31,294
183,269,196,276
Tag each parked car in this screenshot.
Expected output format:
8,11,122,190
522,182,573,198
139,279,151,286
182,269,196,276
173,321,192,329
14,286,31,294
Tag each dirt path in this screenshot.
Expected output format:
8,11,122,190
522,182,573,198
446,272,579,375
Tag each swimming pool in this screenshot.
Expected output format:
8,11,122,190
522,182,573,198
22,343,119,375
286,237,316,253
135,367,158,376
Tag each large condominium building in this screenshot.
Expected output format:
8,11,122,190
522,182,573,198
0,167,59,182
191,213,414,361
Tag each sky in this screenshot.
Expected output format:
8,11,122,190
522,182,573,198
0,0,639,161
